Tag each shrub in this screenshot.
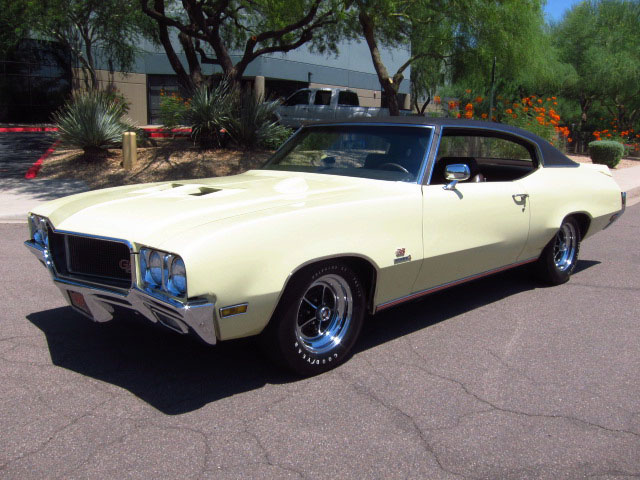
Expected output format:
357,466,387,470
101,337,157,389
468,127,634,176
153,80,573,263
588,140,624,168
222,92,293,150
188,82,233,148
102,88,130,117
53,91,136,157
158,90,189,132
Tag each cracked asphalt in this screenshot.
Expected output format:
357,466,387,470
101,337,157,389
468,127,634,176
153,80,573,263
1,206,639,479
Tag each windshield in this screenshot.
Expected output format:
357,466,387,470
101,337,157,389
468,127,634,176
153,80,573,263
262,125,432,182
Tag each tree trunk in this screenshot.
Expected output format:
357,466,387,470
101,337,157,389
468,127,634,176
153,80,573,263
178,33,205,91
578,94,592,153
152,0,196,92
79,27,98,90
357,9,400,116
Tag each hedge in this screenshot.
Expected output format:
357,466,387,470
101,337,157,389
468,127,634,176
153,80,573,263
588,140,624,168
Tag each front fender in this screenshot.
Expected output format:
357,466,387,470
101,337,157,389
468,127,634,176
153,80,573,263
159,186,423,340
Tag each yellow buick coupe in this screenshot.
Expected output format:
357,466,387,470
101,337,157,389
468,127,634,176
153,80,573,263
25,119,626,375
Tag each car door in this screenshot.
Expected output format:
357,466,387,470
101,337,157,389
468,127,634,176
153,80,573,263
279,90,311,127
335,90,361,120
309,89,334,122
413,129,535,292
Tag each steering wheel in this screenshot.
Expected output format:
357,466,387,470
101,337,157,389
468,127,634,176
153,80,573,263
378,162,409,174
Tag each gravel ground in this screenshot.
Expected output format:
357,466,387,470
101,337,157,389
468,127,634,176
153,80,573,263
38,139,271,189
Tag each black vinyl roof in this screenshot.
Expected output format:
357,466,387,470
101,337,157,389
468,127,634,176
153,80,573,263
304,117,578,167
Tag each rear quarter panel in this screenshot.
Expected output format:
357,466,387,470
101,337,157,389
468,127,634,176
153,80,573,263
519,164,621,260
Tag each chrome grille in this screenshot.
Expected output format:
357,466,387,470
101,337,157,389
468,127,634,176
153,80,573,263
48,229,132,289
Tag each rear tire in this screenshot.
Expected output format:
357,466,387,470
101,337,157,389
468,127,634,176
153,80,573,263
261,261,365,376
534,216,581,285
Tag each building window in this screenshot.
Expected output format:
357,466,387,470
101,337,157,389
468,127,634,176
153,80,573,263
0,39,71,123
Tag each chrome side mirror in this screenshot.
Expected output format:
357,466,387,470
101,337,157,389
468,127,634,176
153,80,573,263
443,164,470,190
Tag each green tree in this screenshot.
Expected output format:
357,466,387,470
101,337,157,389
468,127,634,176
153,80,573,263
140,0,346,91
554,0,640,143
0,0,36,54
447,1,571,99
37,0,151,90
3,0,150,90
554,1,603,135
349,0,554,116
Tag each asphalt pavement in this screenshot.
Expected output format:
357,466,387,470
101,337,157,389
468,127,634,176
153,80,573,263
0,134,88,221
1,205,639,478
0,133,57,178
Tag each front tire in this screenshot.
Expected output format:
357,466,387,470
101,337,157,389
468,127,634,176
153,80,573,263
261,261,365,376
534,216,581,285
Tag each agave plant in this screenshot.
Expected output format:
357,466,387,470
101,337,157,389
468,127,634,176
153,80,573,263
222,92,292,150
53,91,136,157
188,81,233,148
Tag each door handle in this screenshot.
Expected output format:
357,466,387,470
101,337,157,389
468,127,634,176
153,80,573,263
512,193,528,210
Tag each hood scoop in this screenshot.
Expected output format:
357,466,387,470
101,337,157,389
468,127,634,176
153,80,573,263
188,187,221,196
135,183,222,196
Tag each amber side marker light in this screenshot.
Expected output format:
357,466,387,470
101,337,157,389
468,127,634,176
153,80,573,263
219,303,248,318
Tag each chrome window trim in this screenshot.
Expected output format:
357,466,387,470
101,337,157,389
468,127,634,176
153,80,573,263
422,124,544,186
423,124,443,185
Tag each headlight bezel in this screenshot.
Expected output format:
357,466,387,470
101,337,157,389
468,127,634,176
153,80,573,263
139,247,187,298
29,214,49,248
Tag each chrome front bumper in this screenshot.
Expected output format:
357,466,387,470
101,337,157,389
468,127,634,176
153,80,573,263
25,240,217,345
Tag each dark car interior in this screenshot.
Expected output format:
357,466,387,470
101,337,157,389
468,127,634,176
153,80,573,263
428,130,539,185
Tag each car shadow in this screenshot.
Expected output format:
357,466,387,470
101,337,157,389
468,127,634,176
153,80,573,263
572,259,600,274
27,259,599,415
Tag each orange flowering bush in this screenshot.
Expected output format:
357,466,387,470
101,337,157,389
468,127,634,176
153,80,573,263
445,90,571,148
592,122,640,156
159,89,190,131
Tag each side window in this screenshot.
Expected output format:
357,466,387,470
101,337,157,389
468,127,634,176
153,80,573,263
283,90,310,106
337,91,359,107
430,131,536,184
314,90,332,106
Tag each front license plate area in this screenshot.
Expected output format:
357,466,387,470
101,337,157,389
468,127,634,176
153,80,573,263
68,290,91,316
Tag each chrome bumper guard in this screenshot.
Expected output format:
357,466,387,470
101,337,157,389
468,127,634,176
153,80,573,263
24,240,217,345
604,191,626,229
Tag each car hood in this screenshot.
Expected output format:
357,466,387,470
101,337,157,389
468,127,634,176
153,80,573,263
33,170,376,247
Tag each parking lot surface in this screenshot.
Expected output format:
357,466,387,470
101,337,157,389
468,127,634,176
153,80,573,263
0,133,55,178
1,206,639,479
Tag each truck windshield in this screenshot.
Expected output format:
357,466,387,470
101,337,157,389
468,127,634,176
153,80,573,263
262,125,432,183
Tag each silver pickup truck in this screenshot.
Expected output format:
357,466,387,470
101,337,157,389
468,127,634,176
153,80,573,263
275,88,411,128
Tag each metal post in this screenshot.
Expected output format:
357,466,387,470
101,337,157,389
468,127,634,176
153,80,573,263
122,132,137,171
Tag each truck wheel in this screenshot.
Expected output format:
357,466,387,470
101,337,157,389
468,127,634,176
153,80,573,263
261,261,365,376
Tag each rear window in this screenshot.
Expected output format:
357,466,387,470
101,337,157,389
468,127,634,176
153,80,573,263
337,91,359,107
314,90,332,106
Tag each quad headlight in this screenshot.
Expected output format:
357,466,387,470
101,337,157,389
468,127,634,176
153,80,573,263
28,214,49,248
139,248,187,297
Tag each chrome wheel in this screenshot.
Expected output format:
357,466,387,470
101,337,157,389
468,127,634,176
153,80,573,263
553,221,578,272
295,274,353,354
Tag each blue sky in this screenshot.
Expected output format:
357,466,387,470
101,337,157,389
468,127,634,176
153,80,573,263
543,0,583,22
